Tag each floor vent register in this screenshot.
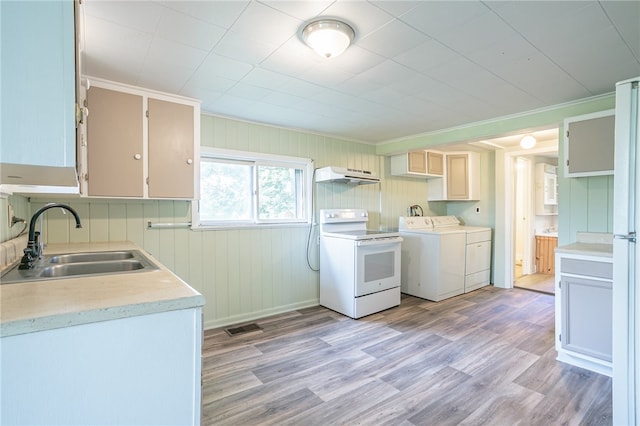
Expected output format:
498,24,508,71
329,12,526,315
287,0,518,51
224,323,262,336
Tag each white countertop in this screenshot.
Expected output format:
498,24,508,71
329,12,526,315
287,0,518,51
555,242,613,258
535,232,558,238
555,233,614,258
0,241,205,337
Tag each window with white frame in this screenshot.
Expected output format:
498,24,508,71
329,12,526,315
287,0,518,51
193,148,313,228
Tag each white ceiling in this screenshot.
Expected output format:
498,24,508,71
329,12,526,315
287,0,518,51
80,1,640,145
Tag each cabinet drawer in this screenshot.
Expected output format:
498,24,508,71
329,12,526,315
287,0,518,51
465,269,490,293
560,258,612,279
465,241,491,275
467,230,491,244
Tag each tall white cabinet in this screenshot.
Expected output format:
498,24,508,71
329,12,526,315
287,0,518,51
464,228,492,292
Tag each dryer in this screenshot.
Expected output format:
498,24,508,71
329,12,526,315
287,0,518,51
398,216,466,301
430,216,492,293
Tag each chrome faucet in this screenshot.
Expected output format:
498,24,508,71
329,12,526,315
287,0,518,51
19,203,82,270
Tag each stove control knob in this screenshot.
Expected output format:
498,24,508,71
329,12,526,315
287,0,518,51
361,212,367,217
328,213,335,218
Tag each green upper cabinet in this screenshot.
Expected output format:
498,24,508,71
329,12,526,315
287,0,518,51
0,0,77,187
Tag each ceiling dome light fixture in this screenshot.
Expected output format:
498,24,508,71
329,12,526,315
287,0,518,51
520,135,537,149
302,19,355,59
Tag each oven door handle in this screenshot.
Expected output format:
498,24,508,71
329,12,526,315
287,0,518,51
356,237,403,246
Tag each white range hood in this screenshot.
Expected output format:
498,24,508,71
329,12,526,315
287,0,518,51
0,163,80,196
315,166,380,185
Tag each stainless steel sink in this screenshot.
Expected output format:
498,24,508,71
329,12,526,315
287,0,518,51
1,250,159,284
49,251,135,264
39,259,146,277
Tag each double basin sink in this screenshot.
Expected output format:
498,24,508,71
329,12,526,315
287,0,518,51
1,250,159,284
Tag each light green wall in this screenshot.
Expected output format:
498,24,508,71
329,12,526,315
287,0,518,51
444,151,495,229
379,93,615,287
12,91,617,324
376,94,616,156
29,114,428,329
1,195,30,243
556,122,615,246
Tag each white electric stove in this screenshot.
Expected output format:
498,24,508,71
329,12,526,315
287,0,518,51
319,209,403,318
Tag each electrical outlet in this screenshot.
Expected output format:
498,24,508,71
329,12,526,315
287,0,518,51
7,204,14,227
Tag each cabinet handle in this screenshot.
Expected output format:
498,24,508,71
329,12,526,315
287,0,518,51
187,159,193,165
134,154,142,160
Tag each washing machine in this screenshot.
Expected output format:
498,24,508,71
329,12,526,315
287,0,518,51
430,216,492,293
398,216,466,302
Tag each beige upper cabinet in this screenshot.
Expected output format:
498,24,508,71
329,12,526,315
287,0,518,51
390,150,444,178
446,154,470,199
86,87,144,197
564,110,615,177
408,151,427,173
82,80,200,199
147,99,195,199
426,151,444,175
428,151,481,201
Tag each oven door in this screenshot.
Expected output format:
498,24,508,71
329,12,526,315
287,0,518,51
355,237,403,296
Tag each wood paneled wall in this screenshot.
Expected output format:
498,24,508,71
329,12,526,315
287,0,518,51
31,114,431,329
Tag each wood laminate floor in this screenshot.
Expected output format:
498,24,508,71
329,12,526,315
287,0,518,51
514,273,555,295
514,264,555,295
202,287,611,425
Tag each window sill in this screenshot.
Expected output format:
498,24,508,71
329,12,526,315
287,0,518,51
192,222,312,231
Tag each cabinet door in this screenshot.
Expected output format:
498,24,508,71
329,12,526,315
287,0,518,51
426,151,443,175
565,111,614,177
147,99,194,198
543,173,557,205
86,87,144,197
446,154,469,199
1,0,75,170
465,240,491,275
561,275,612,361
535,236,557,274
407,151,427,174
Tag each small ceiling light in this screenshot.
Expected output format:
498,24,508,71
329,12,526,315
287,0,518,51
520,135,537,149
302,19,355,59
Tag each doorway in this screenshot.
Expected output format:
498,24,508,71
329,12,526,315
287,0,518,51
510,152,558,295
513,156,532,280
493,131,559,292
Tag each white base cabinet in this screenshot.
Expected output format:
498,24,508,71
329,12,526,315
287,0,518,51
464,229,492,292
555,252,612,376
1,308,203,425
